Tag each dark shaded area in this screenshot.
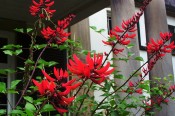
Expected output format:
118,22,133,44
0,38,7,63
15,33,67,115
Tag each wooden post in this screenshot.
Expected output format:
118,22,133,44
144,0,175,116
110,0,142,115
70,18,91,59
110,0,140,84
70,18,91,116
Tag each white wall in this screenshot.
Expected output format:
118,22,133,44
89,8,113,102
167,16,175,77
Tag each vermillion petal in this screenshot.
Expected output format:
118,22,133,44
62,78,76,87
71,82,82,90
60,68,63,78
58,86,71,96
95,62,110,74
42,70,55,81
63,70,69,78
129,81,134,87
54,67,60,80
49,81,56,93
32,0,40,7
86,52,94,69
83,66,90,77
102,40,113,46
104,68,115,75
45,1,54,7
121,40,130,45
114,26,124,33
91,76,105,84
62,97,75,104
32,79,40,87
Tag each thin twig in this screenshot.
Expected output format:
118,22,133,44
14,39,52,109
75,82,93,116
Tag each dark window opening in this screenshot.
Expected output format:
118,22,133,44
0,38,8,63
168,25,175,55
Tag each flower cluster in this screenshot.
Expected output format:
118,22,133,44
29,0,56,18
122,81,143,94
68,53,114,84
41,14,75,44
144,96,169,111
102,0,152,55
143,32,175,73
32,67,81,114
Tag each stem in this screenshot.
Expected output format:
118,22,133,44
74,79,87,97
14,39,53,109
134,107,142,116
75,82,93,116
35,99,48,116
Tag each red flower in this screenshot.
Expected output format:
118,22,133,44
41,27,56,39
68,53,114,84
29,0,56,17
41,14,75,44
135,88,143,94
32,79,56,95
33,67,81,114
128,81,134,87
147,33,175,55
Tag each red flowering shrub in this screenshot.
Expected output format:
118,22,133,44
1,0,175,116
32,67,81,113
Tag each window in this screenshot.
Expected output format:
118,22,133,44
168,25,175,55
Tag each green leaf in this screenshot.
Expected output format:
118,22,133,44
0,109,6,115
25,102,36,111
0,82,6,93
33,44,47,50
90,26,97,31
75,95,88,102
128,52,135,57
10,110,25,115
24,96,33,103
14,49,23,55
34,97,47,105
14,28,24,33
27,28,33,33
10,80,21,89
7,89,18,94
25,109,34,116
2,44,23,56
134,56,144,61
3,50,13,56
41,104,55,112
48,61,58,67
17,67,25,71
25,59,34,65
1,44,22,49
96,29,105,33
114,74,125,79
0,69,16,75
126,43,135,49
118,58,129,62
37,59,58,69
